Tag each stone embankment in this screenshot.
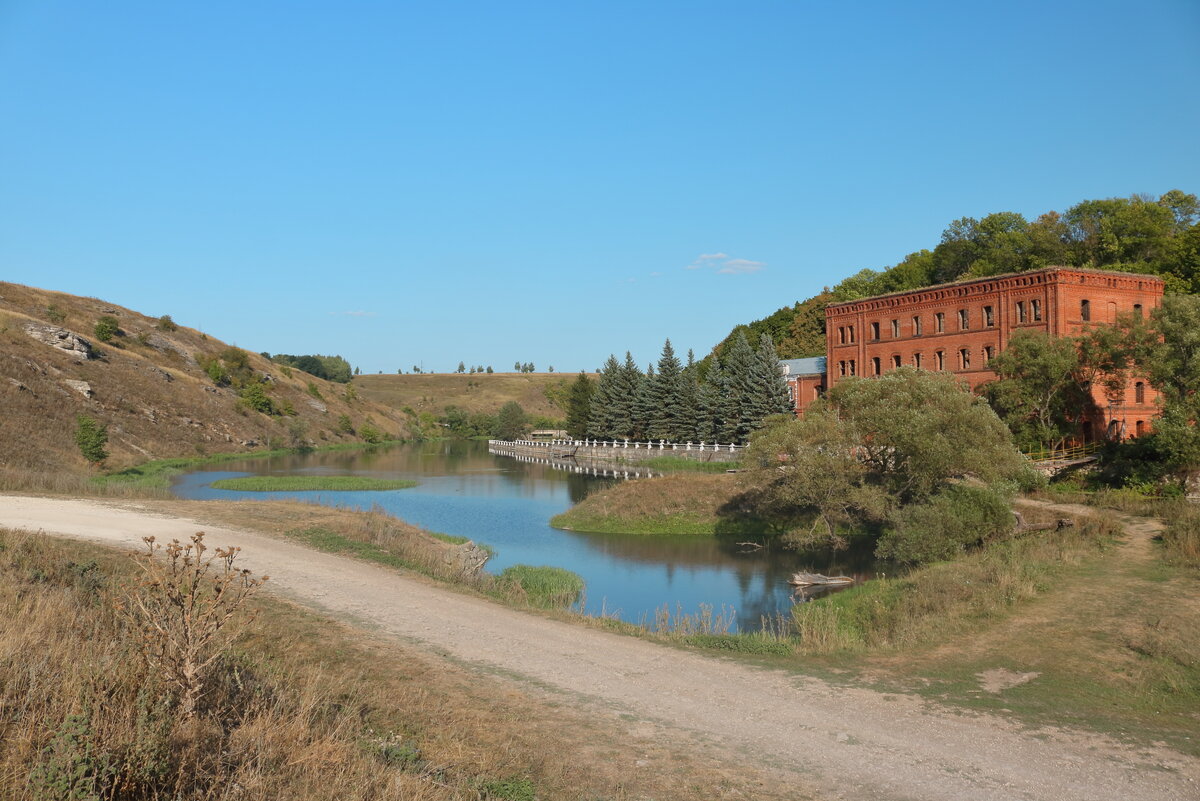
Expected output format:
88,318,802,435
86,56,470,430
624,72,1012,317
488,438,745,465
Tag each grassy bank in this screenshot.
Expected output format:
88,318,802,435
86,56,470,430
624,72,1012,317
0,529,769,801
550,473,759,536
210,475,417,492
641,455,741,474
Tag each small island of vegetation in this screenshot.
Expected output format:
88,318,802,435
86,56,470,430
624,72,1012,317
210,475,418,492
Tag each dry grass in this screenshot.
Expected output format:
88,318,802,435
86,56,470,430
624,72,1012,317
355,373,567,419
550,474,747,535
0,280,405,481
0,529,796,801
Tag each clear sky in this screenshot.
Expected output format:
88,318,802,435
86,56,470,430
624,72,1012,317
2,1,1197,374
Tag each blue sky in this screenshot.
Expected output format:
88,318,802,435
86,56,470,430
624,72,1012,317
2,1,1198,374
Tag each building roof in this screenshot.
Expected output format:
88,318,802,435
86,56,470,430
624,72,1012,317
825,266,1165,311
779,357,826,376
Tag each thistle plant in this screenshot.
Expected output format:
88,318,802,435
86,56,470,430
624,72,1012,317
122,532,267,718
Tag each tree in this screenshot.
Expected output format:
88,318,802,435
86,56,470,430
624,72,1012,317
156,314,177,331
630,364,655,441
1125,295,1200,470
587,355,621,439
486,365,494,373
982,331,1091,450
494,401,528,440
825,368,1034,502
647,339,686,441
457,361,466,373
93,315,119,343
718,332,756,443
565,372,595,439
75,416,109,465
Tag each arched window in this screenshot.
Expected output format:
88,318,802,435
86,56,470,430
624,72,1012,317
1135,382,1145,404
1081,299,1091,321
871,357,881,375
959,348,970,369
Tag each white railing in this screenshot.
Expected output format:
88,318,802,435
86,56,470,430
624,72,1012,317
489,438,745,453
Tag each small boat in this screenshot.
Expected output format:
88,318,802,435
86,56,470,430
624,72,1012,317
788,572,855,588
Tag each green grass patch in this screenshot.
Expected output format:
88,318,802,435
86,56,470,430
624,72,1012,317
287,526,416,570
496,565,584,608
96,441,401,492
210,475,417,492
641,456,741,474
680,633,794,655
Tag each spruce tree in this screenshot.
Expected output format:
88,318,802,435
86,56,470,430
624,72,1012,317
676,349,701,442
647,339,685,441
587,354,621,439
609,352,642,439
565,372,595,439
719,332,757,443
746,334,792,426
631,364,656,441
694,355,720,443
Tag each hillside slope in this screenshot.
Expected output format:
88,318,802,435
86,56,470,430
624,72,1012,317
0,281,406,476
355,372,567,420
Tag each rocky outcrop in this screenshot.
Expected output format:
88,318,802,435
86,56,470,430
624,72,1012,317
63,379,93,398
441,540,491,579
23,323,95,360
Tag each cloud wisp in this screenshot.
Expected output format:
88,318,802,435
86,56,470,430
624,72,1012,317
686,252,764,275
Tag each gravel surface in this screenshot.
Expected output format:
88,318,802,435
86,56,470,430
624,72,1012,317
2,494,1197,801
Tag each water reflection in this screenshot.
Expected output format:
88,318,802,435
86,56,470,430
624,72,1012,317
172,440,879,631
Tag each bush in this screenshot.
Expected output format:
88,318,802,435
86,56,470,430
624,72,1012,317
44,304,65,324
93,316,119,343
876,484,1014,565
74,416,109,465
359,422,383,444
238,383,277,415
155,314,177,332
336,414,354,435
1163,505,1200,568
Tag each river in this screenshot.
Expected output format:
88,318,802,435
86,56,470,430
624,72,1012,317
173,440,877,631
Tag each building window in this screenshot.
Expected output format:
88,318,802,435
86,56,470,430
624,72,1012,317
1016,301,1026,323
892,354,901,369
871,356,881,375
1136,420,1146,437
935,351,945,370
958,309,969,330
870,321,880,341
839,360,846,377
838,327,846,345
913,352,922,369
984,305,994,327
1081,299,1091,321
891,319,900,338
848,325,856,343
984,345,995,363
936,312,945,333
1135,381,1145,404
912,316,923,336
959,348,970,369
849,359,856,376
1032,299,1042,321
1134,303,1143,318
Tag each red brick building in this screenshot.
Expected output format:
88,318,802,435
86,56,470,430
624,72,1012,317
785,267,1164,440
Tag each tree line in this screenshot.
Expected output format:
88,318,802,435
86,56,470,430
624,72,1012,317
716,189,1199,360
557,332,792,445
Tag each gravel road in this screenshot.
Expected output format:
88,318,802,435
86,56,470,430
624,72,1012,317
2,494,1196,801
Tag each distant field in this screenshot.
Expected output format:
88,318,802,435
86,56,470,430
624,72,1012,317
354,372,571,419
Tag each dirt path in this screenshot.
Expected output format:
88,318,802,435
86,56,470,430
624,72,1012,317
2,494,1197,801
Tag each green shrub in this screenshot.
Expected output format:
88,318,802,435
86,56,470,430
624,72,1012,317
682,633,793,655
93,316,119,343
876,484,1014,565
45,304,65,324
238,383,277,415
481,777,536,801
155,314,177,332
498,565,584,608
74,416,109,465
359,422,383,444
336,414,354,435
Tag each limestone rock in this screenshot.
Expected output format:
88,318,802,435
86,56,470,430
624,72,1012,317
442,541,491,579
7,378,29,392
23,323,95,360
305,397,328,413
63,379,93,398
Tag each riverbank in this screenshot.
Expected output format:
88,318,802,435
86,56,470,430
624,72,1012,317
3,494,1196,800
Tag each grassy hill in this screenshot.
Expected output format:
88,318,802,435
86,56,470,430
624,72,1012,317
0,281,407,481
355,372,569,420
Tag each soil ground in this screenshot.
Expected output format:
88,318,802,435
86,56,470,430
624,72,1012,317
2,494,1197,801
